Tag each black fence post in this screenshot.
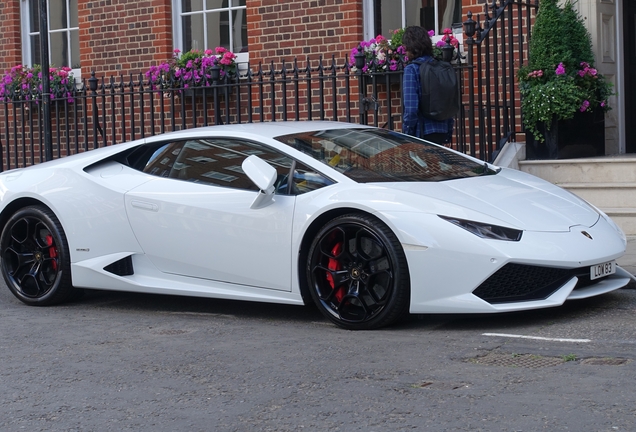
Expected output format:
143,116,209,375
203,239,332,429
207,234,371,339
89,71,99,149
354,50,367,125
39,0,53,162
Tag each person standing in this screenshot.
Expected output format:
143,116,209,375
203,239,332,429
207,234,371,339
401,26,454,145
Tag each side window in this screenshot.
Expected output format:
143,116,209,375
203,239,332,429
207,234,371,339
141,138,294,193
291,163,334,195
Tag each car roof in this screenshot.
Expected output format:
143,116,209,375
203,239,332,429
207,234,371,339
144,121,371,142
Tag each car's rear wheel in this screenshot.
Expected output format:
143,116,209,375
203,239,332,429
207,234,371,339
307,213,410,330
1,206,74,305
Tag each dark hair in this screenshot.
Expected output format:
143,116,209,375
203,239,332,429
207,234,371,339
402,26,433,59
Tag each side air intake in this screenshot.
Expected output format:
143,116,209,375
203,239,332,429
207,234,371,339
104,256,134,276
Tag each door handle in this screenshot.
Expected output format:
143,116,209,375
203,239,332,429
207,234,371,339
130,200,159,212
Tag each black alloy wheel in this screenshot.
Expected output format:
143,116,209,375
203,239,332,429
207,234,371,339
1,206,74,305
307,213,410,330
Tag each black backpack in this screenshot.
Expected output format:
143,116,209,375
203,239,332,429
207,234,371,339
412,58,460,121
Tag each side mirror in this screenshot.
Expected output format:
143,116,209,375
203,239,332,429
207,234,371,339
242,155,277,209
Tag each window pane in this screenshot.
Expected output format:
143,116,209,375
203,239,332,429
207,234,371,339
50,32,68,67
29,0,40,32
206,11,230,50
182,0,203,13
49,0,68,31
410,0,432,30
71,30,80,68
206,0,227,10
232,0,247,6
292,163,334,195
70,0,79,27
232,9,248,53
30,35,41,65
438,0,461,31
182,14,204,52
145,139,292,192
378,0,402,38
404,0,421,29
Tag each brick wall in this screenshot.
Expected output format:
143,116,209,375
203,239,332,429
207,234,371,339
0,2,25,73
246,0,364,67
78,0,173,78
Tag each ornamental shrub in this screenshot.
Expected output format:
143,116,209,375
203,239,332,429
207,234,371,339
518,0,613,141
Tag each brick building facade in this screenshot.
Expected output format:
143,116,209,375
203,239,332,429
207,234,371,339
0,1,480,82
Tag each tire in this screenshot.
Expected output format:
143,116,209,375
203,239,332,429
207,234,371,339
1,206,75,306
307,213,410,330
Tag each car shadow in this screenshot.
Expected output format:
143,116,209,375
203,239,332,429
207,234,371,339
49,286,633,331
74,289,326,323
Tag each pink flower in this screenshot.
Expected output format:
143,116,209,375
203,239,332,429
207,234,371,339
428,30,435,37
555,63,566,75
580,100,590,112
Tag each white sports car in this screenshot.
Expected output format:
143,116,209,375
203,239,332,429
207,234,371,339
0,121,632,329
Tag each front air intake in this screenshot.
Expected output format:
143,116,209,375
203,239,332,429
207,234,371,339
473,263,576,303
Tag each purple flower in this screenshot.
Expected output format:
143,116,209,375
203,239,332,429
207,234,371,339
555,63,566,75
580,100,590,112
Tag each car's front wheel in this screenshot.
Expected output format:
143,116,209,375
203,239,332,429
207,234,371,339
1,206,74,305
307,213,410,330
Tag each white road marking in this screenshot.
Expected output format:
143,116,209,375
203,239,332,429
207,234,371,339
482,333,591,343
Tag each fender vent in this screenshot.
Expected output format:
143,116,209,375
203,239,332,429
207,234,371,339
104,256,134,276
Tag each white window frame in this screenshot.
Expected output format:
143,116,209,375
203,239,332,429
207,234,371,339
172,0,249,64
20,0,81,77
362,0,460,40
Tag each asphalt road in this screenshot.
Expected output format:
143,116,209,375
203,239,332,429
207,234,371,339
1,278,635,432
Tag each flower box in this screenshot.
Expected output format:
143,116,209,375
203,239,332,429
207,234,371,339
525,110,605,159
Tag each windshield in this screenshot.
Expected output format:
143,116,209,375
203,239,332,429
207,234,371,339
274,128,497,182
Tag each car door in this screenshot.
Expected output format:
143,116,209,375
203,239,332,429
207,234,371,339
124,137,296,291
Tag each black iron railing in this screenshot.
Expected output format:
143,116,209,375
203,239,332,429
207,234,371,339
0,0,537,172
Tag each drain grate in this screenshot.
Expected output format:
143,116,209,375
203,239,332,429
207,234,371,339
580,357,630,366
468,352,565,368
467,351,631,368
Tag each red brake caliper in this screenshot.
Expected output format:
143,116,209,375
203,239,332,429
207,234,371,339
45,234,58,270
326,242,345,302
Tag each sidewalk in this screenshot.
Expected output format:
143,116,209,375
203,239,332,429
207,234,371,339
618,236,636,287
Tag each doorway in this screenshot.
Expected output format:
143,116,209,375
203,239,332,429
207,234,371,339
625,0,636,152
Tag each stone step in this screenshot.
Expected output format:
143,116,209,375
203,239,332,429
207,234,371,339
602,208,636,236
559,183,636,208
518,156,636,184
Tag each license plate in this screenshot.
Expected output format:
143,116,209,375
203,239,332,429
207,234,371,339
590,260,616,280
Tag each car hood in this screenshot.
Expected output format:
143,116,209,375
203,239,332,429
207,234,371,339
373,168,599,232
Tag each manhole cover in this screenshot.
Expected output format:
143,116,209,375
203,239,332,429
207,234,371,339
468,352,565,368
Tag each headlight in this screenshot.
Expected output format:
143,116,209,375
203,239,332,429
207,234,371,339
439,216,522,241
